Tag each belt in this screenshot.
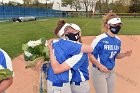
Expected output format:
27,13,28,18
93,67,100,70
53,82,63,87
70,81,81,86
94,67,112,71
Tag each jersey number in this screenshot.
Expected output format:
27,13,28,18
109,51,117,58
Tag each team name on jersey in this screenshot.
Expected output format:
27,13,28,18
104,45,119,50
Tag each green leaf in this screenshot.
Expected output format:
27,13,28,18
44,47,50,61
22,44,28,51
0,69,13,81
24,54,31,61
40,37,46,44
30,55,37,61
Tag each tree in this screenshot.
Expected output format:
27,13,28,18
109,0,129,13
7,1,17,6
81,0,90,13
105,0,109,12
129,0,140,13
23,0,33,7
72,0,81,11
81,0,97,16
95,0,102,13
95,0,130,13
62,0,81,11
23,0,32,5
95,0,108,13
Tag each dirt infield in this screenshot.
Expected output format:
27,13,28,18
6,35,140,93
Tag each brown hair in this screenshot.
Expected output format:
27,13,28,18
79,36,82,43
102,12,120,32
54,19,83,43
54,19,66,35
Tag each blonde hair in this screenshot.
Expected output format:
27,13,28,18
102,12,120,33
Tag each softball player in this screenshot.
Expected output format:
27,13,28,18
89,12,132,93
0,49,13,93
48,22,90,93
47,20,92,93
49,44,90,93
70,54,90,93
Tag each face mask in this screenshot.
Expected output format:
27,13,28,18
109,25,121,34
65,32,80,41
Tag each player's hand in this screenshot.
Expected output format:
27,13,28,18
98,64,110,73
125,50,132,57
47,43,53,52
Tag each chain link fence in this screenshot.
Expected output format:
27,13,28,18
0,5,62,21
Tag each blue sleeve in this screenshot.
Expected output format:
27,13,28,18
117,42,121,54
0,51,6,68
91,41,102,59
59,39,82,56
72,54,88,70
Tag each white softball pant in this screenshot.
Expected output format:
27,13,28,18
91,67,115,93
71,80,90,93
47,80,72,93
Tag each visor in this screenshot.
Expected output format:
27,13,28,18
107,18,123,24
57,23,70,37
57,23,81,37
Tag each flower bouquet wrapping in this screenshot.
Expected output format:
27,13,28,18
0,65,13,81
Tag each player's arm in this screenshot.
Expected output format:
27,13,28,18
0,77,13,92
81,45,93,53
116,50,132,59
47,39,93,54
88,53,110,72
89,37,110,72
48,43,83,74
50,52,71,74
48,42,70,74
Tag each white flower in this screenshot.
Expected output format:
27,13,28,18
35,40,42,46
24,51,33,57
27,40,36,48
45,40,48,47
27,40,42,48
0,65,4,69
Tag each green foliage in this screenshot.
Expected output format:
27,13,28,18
2,0,53,9
129,0,140,13
62,0,81,11
95,0,130,13
62,0,73,6
0,69,13,81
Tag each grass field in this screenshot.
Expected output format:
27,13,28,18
0,17,140,58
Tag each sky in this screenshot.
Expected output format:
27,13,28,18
0,0,55,4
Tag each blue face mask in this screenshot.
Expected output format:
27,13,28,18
110,25,121,34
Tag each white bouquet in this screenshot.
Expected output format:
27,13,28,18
22,38,50,69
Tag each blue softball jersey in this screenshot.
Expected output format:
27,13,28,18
91,33,121,70
47,38,83,83
0,49,13,71
70,53,89,82
63,52,89,82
